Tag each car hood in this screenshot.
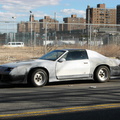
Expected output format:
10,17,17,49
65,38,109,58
0,59,52,68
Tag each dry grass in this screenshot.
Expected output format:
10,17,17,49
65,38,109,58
98,45,120,57
0,45,120,64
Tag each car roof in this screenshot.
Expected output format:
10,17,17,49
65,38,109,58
57,49,86,52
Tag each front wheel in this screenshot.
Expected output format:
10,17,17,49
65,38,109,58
28,69,48,87
94,66,110,83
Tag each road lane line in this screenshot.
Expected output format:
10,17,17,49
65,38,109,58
1,103,120,118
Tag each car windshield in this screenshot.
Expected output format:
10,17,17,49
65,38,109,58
39,50,65,61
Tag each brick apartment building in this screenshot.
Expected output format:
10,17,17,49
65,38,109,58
86,4,116,25
17,14,40,33
39,16,59,33
117,5,120,24
62,14,86,31
17,15,59,33
17,3,119,34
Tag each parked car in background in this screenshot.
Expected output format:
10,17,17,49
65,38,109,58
0,49,120,87
4,42,24,47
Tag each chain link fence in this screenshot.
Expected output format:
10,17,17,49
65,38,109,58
0,21,120,46
0,21,120,64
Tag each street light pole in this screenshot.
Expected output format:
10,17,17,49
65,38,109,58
12,16,16,42
87,5,90,46
44,23,47,54
30,11,32,46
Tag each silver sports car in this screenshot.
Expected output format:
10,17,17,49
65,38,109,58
0,49,120,87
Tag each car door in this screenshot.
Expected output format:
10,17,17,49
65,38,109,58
56,50,90,80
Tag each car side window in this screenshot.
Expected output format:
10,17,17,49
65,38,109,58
65,51,88,61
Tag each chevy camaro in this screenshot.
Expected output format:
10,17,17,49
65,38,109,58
0,49,120,87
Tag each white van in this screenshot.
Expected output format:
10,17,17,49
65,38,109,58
4,42,24,47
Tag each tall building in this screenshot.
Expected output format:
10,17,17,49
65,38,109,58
39,16,59,33
29,14,34,22
17,22,26,32
117,5,120,24
17,14,40,33
63,14,86,31
86,4,116,25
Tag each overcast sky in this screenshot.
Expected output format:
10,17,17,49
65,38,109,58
0,0,119,22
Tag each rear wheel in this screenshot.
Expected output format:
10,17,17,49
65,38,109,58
28,69,48,87
94,66,110,83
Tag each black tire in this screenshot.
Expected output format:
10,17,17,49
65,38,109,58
94,66,110,83
28,69,48,87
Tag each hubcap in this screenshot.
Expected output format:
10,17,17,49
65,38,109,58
34,72,44,85
98,68,108,81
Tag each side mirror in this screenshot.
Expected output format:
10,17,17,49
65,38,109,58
58,58,66,62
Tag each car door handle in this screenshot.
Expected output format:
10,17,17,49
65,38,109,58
84,62,88,64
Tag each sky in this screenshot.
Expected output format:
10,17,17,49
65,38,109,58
0,0,119,22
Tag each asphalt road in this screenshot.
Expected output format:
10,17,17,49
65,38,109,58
0,78,120,120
